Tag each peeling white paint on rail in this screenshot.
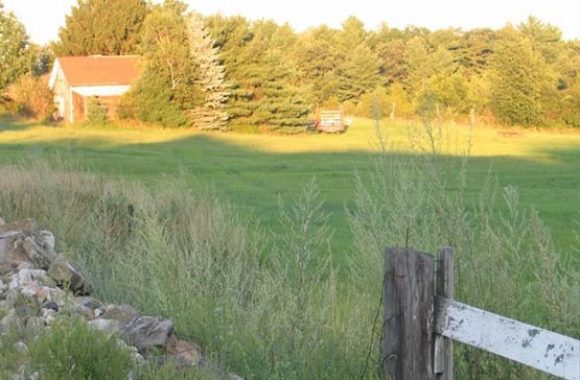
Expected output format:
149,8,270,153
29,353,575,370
435,297,580,380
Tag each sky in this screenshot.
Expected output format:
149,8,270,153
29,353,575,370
3,0,580,45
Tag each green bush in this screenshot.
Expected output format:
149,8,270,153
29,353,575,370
85,96,109,125
125,72,187,128
27,316,134,380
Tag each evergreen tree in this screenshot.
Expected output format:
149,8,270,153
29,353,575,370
339,16,366,52
293,26,343,104
207,18,308,130
336,43,381,101
55,0,149,56
0,2,31,89
188,13,229,130
490,27,552,126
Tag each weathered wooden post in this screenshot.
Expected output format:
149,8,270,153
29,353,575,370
381,247,435,379
434,247,454,380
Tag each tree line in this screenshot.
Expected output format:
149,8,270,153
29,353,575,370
1,0,579,129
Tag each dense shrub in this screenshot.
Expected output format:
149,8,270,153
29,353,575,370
123,73,188,128
7,73,54,120
85,96,109,124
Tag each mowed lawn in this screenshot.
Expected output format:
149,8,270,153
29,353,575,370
0,117,579,259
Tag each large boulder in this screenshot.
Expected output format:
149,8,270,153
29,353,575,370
101,304,139,325
121,316,173,352
47,256,92,295
0,221,57,273
0,232,31,274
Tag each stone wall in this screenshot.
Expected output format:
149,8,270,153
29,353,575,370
0,217,241,380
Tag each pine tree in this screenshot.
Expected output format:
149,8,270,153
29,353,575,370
490,27,552,126
206,18,308,131
188,13,229,130
336,43,381,101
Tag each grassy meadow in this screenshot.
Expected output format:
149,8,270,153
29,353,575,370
0,116,579,379
0,116,578,253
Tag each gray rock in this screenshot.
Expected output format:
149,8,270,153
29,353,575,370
0,233,31,274
121,316,173,351
18,269,55,287
37,231,55,253
47,256,92,295
75,296,103,310
24,317,44,335
4,289,19,306
13,341,27,354
0,309,22,332
101,304,138,325
0,216,4,225
42,301,59,312
41,308,57,325
16,262,34,271
20,284,49,302
15,305,38,319
88,318,123,334
23,234,57,270
72,304,94,320
46,287,66,305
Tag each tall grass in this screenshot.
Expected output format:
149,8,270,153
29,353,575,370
0,116,577,379
0,161,371,379
348,118,579,378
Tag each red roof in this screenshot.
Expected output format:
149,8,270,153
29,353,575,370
57,56,141,86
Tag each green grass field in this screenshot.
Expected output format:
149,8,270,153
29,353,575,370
1,116,578,379
0,116,579,255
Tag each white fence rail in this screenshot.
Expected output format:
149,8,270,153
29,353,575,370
435,297,580,380
382,247,580,380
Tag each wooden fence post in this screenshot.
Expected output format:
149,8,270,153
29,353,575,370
381,247,435,379
434,247,454,380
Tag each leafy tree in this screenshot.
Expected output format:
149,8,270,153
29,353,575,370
458,28,497,75
429,69,471,114
123,1,198,127
518,16,563,64
188,13,229,129
293,26,343,104
0,2,31,89
55,0,149,55
490,27,552,126
386,82,414,118
125,70,186,127
374,38,408,86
